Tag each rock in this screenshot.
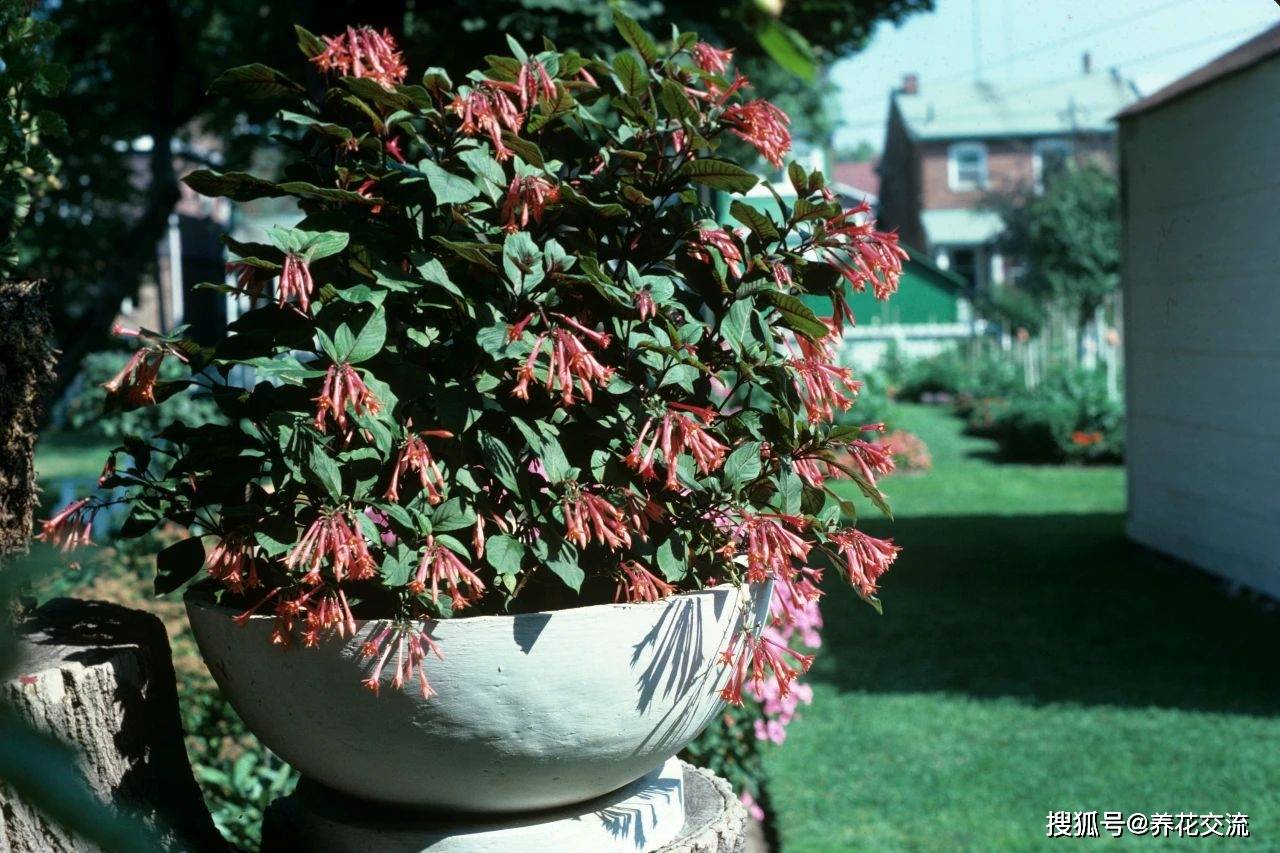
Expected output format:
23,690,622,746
0,599,225,852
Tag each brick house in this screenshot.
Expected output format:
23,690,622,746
876,61,1137,294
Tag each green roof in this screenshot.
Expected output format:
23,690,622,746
895,74,1137,140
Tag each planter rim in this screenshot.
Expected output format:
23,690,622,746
183,583,741,626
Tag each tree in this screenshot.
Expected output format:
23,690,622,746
20,0,932,403
992,163,1119,338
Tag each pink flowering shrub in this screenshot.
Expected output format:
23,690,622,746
41,18,905,700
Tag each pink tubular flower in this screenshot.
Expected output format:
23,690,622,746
284,511,378,585
359,625,444,698
385,430,454,504
829,528,901,596
718,629,813,707
722,99,792,168
615,560,675,603
448,82,524,160
313,363,381,433
633,289,657,321
511,317,614,405
624,406,729,490
838,435,896,487
278,253,315,314
787,327,860,422
300,588,359,648
500,174,559,232
206,532,260,593
311,26,408,89
741,513,810,583
691,42,734,74
514,59,558,111
818,201,908,310
688,228,743,278
564,490,631,551
411,536,486,609
103,347,166,407
35,498,95,552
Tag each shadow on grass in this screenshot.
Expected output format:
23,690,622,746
813,513,1280,716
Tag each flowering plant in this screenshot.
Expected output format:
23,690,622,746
41,17,905,701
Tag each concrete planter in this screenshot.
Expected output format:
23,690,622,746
186,584,768,813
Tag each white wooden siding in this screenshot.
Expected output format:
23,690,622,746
1121,57,1280,597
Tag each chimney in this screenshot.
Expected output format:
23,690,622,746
1081,51,1092,74
901,73,919,95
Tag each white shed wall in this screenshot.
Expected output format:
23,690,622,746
1121,57,1280,597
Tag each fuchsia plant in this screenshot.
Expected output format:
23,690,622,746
40,17,906,703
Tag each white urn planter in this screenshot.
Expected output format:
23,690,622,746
186,583,769,814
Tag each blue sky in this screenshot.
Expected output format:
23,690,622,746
830,0,1280,150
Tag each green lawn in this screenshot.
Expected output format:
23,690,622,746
33,431,115,484
767,404,1280,851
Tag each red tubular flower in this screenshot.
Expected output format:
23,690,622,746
624,406,729,490
448,83,524,160
411,536,486,609
278,253,315,314
35,498,95,552
385,430,454,504
838,436,896,487
718,629,814,707
563,491,632,551
500,174,559,232
313,363,381,433
227,260,269,300
722,99,792,168
615,561,675,603
741,513,810,583
311,26,408,88
385,135,406,163
510,317,614,406
691,42,734,74
514,59,558,111
788,355,861,423
284,511,378,585
829,528,901,596
688,228,743,278
633,289,657,321
102,347,166,407
359,625,444,698
300,588,359,648
817,202,908,311
206,531,260,593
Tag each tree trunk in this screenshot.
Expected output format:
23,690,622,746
0,599,225,852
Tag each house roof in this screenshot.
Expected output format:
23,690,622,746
831,161,880,198
894,73,1137,141
921,208,1005,247
1116,22,1280,120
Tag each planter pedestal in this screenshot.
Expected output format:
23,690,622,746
261,758,746,853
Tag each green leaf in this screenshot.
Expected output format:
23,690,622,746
678,159,758,194
183,170,283,202
788,161,808,195
431,498,475,533
721,298,755,355
545,540,585,591
614,12,659,65
658,80,699,124
754,19,817,82
539,440,571,483
416,257,464,297
458,147,507,190
723,442,763,489
295,24,326,58
502,133,544,167
155,536,205,595
279,110,353,141
277,181,380,205
485,534,526,576
757,288,829,341
419,160,481,204
503,231,545,292
209,63,303,100
308,447,343,502
730,200,780,241
612,51,647,96
345,312,386,364
302,230,349,260
655,534,689,582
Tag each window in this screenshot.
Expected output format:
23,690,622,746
948,142,988,191
1033,138,1073,192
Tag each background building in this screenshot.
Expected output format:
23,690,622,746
1119,23,1280,598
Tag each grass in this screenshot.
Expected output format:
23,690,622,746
766,404,1280,851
